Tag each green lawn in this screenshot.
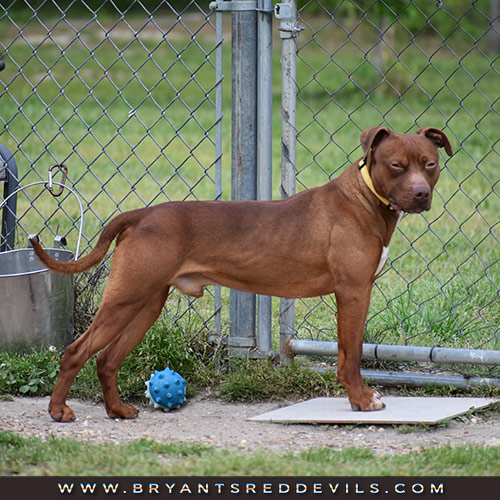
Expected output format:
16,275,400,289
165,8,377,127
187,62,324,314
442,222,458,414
1,431,498,476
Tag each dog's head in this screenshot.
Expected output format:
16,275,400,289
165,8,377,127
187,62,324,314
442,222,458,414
360,126,453,213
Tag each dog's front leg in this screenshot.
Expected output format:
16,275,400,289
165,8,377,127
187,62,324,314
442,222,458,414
335,285,384,411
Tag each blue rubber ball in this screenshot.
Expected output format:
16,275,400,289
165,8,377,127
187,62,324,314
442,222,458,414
145,367,186,410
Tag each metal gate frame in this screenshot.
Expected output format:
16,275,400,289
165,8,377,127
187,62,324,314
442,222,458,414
211,0,274,356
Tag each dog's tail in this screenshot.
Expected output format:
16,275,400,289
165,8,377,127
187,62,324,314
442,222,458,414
29,209,147,275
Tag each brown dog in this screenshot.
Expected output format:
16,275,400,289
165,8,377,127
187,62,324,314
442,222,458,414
31,126,452,422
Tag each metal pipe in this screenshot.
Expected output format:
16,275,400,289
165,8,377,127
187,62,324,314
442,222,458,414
214,11,224,202
360,370,500,389
229,0,258,354
256,0,273,355
291,339,500,365
310,366,500,389
213,8,224,336
0,145,18,252
278,0,299,363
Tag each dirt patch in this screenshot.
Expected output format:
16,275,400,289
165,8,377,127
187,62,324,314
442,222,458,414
1,394,498,455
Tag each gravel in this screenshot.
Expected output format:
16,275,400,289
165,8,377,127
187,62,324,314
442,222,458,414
1,394,499,455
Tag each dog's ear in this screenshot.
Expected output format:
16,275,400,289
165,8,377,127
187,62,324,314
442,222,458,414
360,126,392,155
416,127,453,156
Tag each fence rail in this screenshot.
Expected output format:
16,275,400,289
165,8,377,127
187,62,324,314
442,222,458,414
0,0,498,383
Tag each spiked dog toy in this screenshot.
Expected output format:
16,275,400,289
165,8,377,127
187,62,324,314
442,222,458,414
145,367,186,410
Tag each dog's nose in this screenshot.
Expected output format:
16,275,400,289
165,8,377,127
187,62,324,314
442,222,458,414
412,185,430,201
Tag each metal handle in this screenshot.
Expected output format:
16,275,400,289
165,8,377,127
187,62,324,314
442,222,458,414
47,164,68,197
0,181,84,260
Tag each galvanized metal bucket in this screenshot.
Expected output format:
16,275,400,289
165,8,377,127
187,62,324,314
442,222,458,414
0,246,75,352
0,177,84,353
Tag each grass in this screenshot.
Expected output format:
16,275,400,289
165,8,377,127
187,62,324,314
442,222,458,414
1,430,499,476
219,358,343,402
0,316,216,399
2,336,498,404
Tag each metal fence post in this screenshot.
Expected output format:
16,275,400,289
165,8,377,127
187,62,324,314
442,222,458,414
229,0,258,355
256,0,273,355
276,0,301,363
213,7,224,336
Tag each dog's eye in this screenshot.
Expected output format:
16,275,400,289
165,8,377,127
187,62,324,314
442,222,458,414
390,162,403,170
426,162,436,169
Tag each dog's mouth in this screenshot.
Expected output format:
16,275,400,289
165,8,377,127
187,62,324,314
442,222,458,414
389,197,432,214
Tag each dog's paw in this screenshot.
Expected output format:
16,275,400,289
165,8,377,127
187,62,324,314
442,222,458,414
49,405,76,422
367,400,386,411
350,390,385,412
368,390,386,411
107,404,139,420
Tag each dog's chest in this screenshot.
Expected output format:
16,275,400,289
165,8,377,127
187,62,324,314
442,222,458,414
375,211,404,277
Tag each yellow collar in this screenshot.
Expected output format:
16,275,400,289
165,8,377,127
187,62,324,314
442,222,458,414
358,159,393,210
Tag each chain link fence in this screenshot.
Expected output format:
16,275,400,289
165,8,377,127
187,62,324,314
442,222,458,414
0,1,498,380
292,0,499,379
0,0,224,338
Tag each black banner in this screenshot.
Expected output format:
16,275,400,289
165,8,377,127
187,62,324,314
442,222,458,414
0,476,498,500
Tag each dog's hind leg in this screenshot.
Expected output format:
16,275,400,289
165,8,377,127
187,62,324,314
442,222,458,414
96,286,170,419
48,306,139,421
48,283,168,422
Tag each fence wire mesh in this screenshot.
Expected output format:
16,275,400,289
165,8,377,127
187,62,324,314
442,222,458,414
293,0,499,378
0,0,223,338
0,1,498,379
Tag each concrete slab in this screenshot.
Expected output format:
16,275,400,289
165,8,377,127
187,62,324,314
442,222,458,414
248,397,496,425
